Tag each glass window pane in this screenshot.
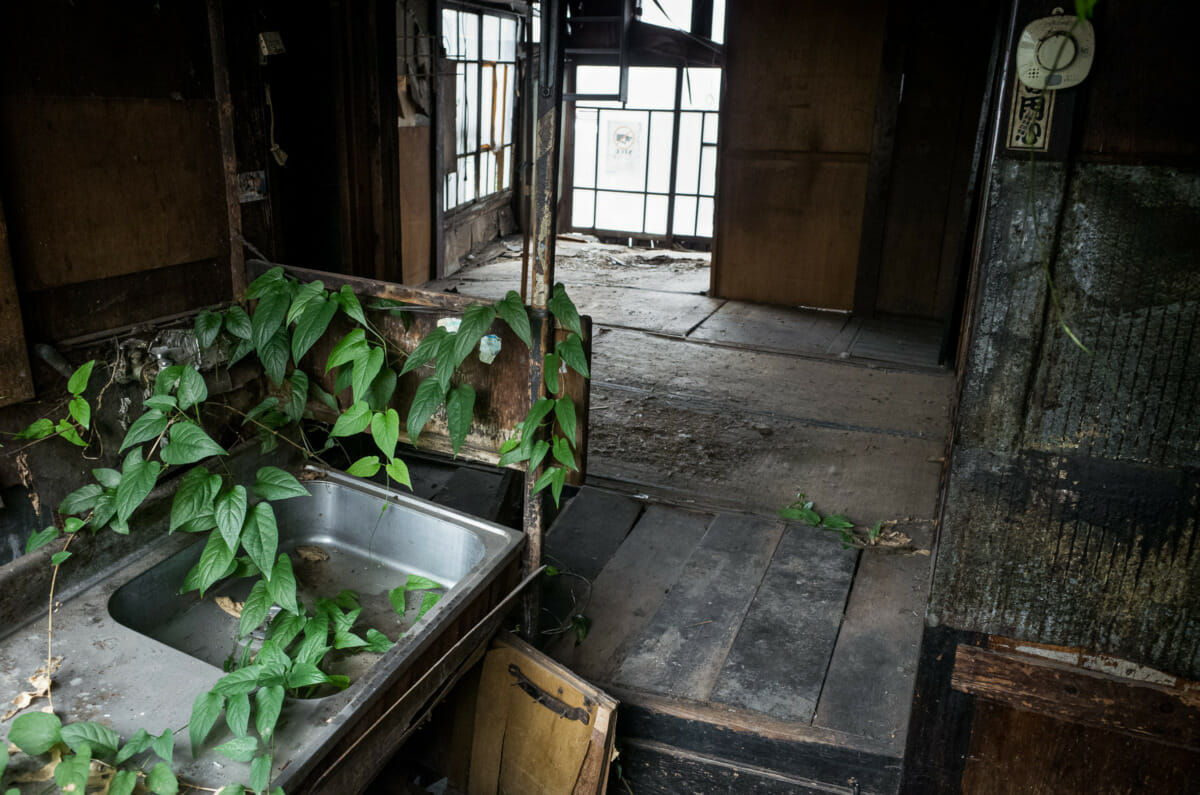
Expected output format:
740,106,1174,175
455,64,468,154
481,64,495,149
500,146,511,190
461,13,479,60
445,173,457,211
712,0,725,43
681,68,721,111
501,66,515,144
576,66,621,106
443,10,460,58
500,17,518,61
697,196,714,237
703,112,719,144
626,67,677,109
596,190,645,233
572,189,596,228
674,113,702,194
673,195,697,236
641,0,692,31
699,146,717,196
573,108,598,189
482,15,500,61
645,194,668,235
647,111,674,193
596,110,648,192
465,64,479,152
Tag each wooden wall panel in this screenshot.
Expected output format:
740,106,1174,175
712,0,886,310
716,157,869,310
0,96,227,292
398,125,433,285
0,196,34,407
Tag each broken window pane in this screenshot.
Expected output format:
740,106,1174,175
641,0,692,31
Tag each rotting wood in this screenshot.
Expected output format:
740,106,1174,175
268,261,490,310
951,644,1200,751
207,0,246,298
0,194,34,408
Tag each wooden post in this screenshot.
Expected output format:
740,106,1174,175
521,0,566,640
207,0,246,298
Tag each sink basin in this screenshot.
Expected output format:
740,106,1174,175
109,467,518,684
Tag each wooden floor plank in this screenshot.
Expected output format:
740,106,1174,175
548,505,714,682
544,486,644,580
814,522,932,753
710,525,858,723
614,513,786,701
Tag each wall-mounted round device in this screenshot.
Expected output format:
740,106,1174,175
1016,12,1096,90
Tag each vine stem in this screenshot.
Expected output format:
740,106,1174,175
45,533,76,710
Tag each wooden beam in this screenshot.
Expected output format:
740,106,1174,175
951,644,1200,751
207,0,246,298
266,261,492,311
0,194,35,408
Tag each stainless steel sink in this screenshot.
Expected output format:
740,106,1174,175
108,467,519,685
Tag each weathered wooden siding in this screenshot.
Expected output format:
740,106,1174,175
930,160,1200,677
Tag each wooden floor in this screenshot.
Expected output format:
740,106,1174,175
425,238,953,794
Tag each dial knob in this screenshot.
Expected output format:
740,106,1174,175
1036,32,1077,70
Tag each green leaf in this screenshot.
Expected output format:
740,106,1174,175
190,690,225,756
251,281,291,353
120,409,169,453
336,284,368,326
544,565,560,577
446,385,476,456
364,628,394,653
255,684,285,739
224,305,253,339
68,396,91,429
116,450,161,523
251,753,273,793
532,465,562,497
386,457,412,489
151,729,174,765
258,326,291,386
115,728,155,764
554,397,577,446
92,491,118,530
213,666,265,697
60,721,120,757
143,394,177,412
557,333,590,377
454,304,497,365
552,436,578,471
778,505,821,526
292,297,338,364
329,399,372,438
543,352,561,395
242,502,279,578
280,373,308,426
253,466,309,501
54,744,91,793
388,585,406,615
434,332,458,391
529,439,551,472
399,326,449,376
239,579,272,638
821,514,854,530
60,482,102,515
190,530,238,596
287,280,326,325
215,485,248,551
352,346,385,402
496,290,532,347
51,550,71,566
67,359,96,396
110,770,139,795
334,629,367,650
521,397,556,441
286,661,330,689
160,421,226,466
267,610,305,648
93,467,122,488
195,309,223,348
406,574,442,592
267,554,300,615
416,589,442,621
154,365,184,396
246,266,285,299
370,408,401,461
176,365,208,411
230,336,255,365
407,377,446,445
146,761,179,795
326,328,368,373
226,692,251,737
9,710,62,754
548,283,583,336
63,517,85,534
57,420,87,447
170,468,220,532
216,735,259,763
311,381,339,411
347,455,381,477
14,417,54,439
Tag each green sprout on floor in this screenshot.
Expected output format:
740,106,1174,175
778,492,883,549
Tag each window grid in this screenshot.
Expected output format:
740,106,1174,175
442,8,520,212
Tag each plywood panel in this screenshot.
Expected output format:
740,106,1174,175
398,125,432,285
714,157,869,309
0,96,227,291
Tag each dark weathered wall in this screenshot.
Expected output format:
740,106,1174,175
930,2,1200,678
